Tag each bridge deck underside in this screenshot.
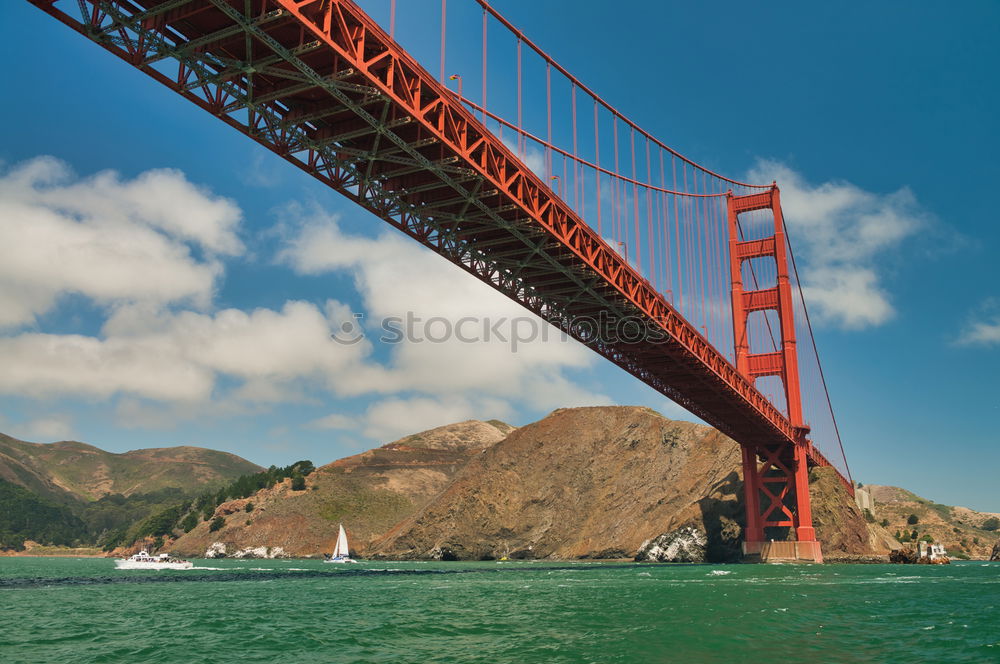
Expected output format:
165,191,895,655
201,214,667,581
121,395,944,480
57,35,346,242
31,0,842,477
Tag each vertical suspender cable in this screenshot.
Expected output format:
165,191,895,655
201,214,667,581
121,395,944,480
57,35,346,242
645,139,653,284
630,128,640,271
611,116,616,245
594,100,602,235
571,84,578,211
481,7,487,124
439,0,446,82
546,62,552,182
659,150,670,301
673,156,682,309
517,38,523,159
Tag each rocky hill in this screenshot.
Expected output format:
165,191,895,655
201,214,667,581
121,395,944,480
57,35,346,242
0,432,263,551
3,410,911,562
0,433,262,502
370,407,893,562
866,484,1000,559
168,420,515,558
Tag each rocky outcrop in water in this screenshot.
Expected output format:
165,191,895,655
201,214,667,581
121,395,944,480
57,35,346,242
890,548,918,564
636,526,707,562
990,542,1000,562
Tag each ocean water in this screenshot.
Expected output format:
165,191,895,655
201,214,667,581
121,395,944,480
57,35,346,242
1,558,998,663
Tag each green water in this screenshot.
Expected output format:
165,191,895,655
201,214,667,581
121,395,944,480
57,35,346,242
1,558,998,663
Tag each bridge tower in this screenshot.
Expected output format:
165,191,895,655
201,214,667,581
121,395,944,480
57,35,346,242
726,188,822,563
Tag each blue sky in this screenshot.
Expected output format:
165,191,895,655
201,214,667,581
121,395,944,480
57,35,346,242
1,1,997,510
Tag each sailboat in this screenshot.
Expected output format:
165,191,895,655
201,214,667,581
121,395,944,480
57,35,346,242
323,524,358,563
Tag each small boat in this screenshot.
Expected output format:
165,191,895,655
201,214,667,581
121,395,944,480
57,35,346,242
115,550,193,570
323,524,357,564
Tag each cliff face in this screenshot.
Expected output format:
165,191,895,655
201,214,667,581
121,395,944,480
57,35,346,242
809,467,896,559
0,433,262,502
372,407,741,560
371,407,891,562
169,420,514,557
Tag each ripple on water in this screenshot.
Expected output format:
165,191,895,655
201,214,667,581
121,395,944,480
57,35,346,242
1,559,998,663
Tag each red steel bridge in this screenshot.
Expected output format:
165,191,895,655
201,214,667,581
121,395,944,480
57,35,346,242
28,0,853,561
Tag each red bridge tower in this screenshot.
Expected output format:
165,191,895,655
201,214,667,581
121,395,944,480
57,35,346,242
727,188,822,562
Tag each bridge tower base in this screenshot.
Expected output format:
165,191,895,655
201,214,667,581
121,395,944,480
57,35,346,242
742,540,823,563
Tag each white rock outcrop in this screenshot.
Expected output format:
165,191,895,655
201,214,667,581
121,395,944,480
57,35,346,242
203,542,289,559
636,526,708,563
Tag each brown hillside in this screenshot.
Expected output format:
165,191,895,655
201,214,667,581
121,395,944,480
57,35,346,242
372,406,890,562
0,433,262,501
866,484,1000,559
169,420,514,557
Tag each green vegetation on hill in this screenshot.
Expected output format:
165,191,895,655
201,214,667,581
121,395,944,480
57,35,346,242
0,432,266,551
0,480,87,550
100,460,316,550
0,478,206,551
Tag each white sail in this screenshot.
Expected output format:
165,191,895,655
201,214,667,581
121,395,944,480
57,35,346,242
333,524,349,558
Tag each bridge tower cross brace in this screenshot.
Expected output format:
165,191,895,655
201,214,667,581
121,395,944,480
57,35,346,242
726,187,819,559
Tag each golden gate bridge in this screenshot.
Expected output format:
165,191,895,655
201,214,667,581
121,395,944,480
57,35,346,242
27,0,853,562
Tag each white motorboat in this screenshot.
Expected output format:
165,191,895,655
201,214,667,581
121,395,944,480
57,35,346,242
323,524,357,564
115,550,194,570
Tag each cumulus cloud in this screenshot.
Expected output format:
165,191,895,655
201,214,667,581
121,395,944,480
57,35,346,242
0,300,373,403
0,157,242,328
502,136,546,179
748,160,927,329
306,413,357,430
955,299,1000,346
0,153,611,442
359,397,494,441
12,415,76,442
278,205,609,412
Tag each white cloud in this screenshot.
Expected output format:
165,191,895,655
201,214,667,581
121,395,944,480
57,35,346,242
0,300,373,403
502,136,546,179
0,155,609,441
279,205,610,417
956,299,1000,346
306,413,357,430
360,396,509,442
11,415,76,441
748,160,927,329
0,157,242,328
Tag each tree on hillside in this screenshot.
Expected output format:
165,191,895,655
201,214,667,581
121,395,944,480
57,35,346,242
209,516,225,532
907,514,919,525
982,518,1000,531
180,512,199,533
290,473,306,491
